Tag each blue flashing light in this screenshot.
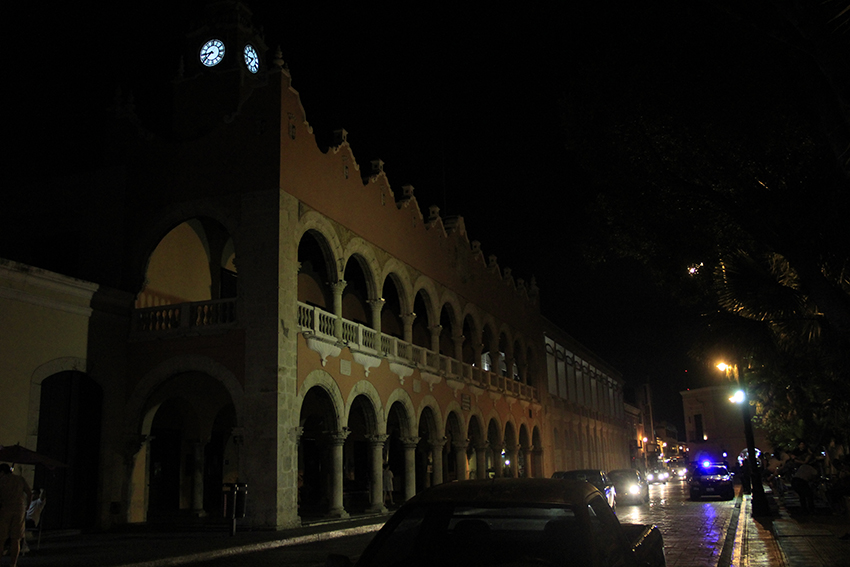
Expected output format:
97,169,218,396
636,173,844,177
701,460,711,468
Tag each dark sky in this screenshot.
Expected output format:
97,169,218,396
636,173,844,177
11,1,784,432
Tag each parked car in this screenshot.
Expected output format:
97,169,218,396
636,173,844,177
609,468,649,504
689,464,735,501
646,467,669,484
327,478,667,567
551,469,617,511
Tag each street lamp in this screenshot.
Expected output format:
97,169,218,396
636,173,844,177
717,361,770,516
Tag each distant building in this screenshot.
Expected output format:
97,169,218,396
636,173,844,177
680,386,770,468
1,3,631,531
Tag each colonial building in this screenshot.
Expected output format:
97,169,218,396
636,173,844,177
0,2,630,531
680,386,769,468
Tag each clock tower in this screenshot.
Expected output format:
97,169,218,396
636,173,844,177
173,1,270,137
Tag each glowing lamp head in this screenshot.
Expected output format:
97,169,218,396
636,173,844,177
729,390,746,404
702,460,711,468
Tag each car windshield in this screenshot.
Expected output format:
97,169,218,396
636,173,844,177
358,503,588,567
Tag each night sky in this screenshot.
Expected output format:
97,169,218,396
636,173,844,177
13,1,827,433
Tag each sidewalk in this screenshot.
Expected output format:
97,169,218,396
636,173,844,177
738,485,850,567
7,513,390,567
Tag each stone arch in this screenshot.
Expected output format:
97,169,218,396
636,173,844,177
438,291,463,329
343,388,381,513
341,252,376,326
296,211,345,280
379,258,413,308
127,355,244,436
126,357,241,522
415,396,444,438
444,407,467,481
298,369,346,420
344,380,385,433
437,301,460,357
415,398,444,492
412,276,440,324
130,203,239,295
385,389,416,437
297,227,341,309
342,238,382,300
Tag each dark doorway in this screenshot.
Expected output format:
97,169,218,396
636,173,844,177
35,371,103,530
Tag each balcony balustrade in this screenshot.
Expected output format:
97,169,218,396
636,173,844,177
133,298,237,335
131,299,536,401
297,302,537,401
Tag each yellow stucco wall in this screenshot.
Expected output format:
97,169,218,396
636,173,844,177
0,261,97,450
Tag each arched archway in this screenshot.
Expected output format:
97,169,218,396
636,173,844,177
134,371,235,521
416,407,440,492
298,385,341,518
343,395,379,513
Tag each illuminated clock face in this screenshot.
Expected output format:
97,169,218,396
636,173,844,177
244,44,259,73
200,39,225,67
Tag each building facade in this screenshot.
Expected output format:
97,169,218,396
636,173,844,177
1,3,630,531
680,386,770,468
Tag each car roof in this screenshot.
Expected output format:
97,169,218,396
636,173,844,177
405,478,600,507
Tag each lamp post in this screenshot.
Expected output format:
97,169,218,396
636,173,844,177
717,362,770,516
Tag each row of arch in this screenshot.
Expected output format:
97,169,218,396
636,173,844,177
299,369,544,516
297,217,540,385
135,215,543,387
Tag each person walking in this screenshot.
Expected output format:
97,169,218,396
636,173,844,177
0,463,32,567
21,487,46,555
792,461,819,514
382,463,394,507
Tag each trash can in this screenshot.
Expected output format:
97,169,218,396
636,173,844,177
222,482,248,535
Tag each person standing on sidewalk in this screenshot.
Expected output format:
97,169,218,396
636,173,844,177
0,463,32,567
382,463,394,507
792,461,819,514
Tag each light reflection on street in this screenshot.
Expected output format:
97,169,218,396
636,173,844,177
615,477,737,567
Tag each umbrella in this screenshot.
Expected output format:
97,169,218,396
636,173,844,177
0,444,67,469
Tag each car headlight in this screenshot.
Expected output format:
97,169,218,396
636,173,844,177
647,474,654,480
629,485,640,495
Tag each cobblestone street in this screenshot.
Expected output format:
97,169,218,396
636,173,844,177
617,480,737,567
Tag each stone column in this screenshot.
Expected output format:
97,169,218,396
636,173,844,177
504,348,515,380
368,298,385,335
192,442,206,516
490,342,502,376
330,280,347,341
328,430,350,518
430,437,447,485
454,439,469,481
402,437,419,502
506,444,518,478
367,434,389,513
476,441,489,479
452,333,465,363
429,324,442,354
401,313,416,344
